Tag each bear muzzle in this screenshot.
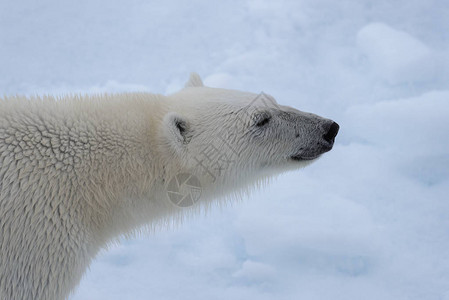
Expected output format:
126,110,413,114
291,121,339,161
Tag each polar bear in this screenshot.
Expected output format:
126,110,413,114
0,73,339,300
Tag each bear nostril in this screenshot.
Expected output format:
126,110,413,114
323,122,339,144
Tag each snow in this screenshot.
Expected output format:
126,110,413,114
1,0,448,299
357,22,437,84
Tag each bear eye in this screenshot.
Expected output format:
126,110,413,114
255,113,271,127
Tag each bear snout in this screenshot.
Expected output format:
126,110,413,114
322,121,339,144
290,120,339,161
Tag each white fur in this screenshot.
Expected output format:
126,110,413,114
0,73,336,299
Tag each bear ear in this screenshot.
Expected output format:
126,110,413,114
161,112,192,148
184,72,204,88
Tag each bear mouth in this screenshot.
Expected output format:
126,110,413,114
290,154,321,161
290,144,333,161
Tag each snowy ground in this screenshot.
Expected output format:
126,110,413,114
1,0,449,299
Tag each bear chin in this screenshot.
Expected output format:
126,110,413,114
290,154,321,161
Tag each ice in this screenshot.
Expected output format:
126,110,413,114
357,22,437,84
346,90,449,156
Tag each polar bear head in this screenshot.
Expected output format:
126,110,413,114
159,73,339,204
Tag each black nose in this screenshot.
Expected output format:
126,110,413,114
323,122,339,144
